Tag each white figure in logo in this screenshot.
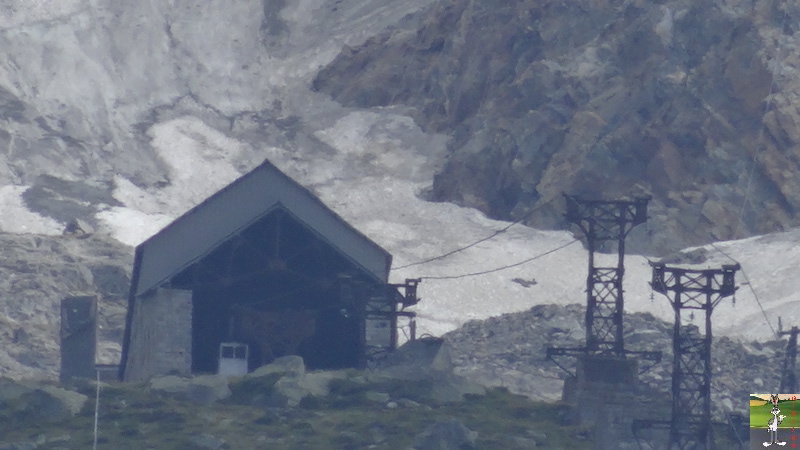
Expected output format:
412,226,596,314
764,394,787,447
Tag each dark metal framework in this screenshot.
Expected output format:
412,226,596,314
647,262,739,450
339,275,421,366
779,322,799,393
547,195,660,371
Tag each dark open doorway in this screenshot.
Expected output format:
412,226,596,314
171,207,375,373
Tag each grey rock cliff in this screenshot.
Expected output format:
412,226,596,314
0,233,131,380
314,0,800,255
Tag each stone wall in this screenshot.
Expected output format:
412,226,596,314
123,288,192,382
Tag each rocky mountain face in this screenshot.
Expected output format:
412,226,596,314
0,232,131,380
0,0,439,236
314,0,800,254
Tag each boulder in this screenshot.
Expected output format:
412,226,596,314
268,376,306,408
62,218,95,238
395,398,422,408
413,419,477,450
244,356,347,408
371,337,485,402
250,355,305,378
38,386,87,417
188,375,232,404
6,385,89,423
149,375,185,392
301,370,346,397
365,391,390,404
0,378,33,402
190,433,226,450
372,337,455,379
266,370,349,408
149,374,231,404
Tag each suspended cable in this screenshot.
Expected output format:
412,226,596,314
420,237,579,280
709,241,777,337
732,8,788,240
702,10,790,338
394,195,560,270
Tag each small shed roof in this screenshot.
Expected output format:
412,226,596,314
128,159,393,298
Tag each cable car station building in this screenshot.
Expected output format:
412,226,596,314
119,160,418,382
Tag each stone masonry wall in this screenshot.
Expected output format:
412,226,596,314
124,288,192,382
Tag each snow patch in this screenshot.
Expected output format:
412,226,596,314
95,207,173,248
313,111,440,182
149,116,245,204
97,116,256,246
0,186,61,235
91,103,800,344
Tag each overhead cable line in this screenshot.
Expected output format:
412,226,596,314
420,237,580,280
732,7,788,240
705,10,788,338
709,241,777,338
394,195,560,270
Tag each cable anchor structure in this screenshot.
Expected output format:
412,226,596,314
547,194,660,373
635,262,739,450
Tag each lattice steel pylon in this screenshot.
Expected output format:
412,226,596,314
650,262,739,450
778,322,799,393
552,194,650,356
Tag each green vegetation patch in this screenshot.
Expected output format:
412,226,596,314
6,377,749,449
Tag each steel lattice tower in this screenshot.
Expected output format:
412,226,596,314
650,262,739,450
547,195,660,367
779,325,799,393
566,194,650,355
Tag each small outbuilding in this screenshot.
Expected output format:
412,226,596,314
119,159,418,382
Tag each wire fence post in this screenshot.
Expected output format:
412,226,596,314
93,368,100,450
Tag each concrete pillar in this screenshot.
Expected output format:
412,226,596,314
563,355,641,449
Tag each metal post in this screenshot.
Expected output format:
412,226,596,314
650,262,739,450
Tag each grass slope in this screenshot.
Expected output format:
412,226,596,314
0,377,591,449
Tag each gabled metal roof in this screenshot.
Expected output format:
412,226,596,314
129,158,393,298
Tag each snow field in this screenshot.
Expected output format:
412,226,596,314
95,104,800,343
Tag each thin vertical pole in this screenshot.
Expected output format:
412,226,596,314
585,220,596,351
670,288,681,449
704,289,714,449
615,205,626,355
93,369,100,450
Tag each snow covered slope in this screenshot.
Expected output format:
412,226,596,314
99,100,800,344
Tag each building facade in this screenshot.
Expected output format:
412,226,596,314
119,160,412,382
